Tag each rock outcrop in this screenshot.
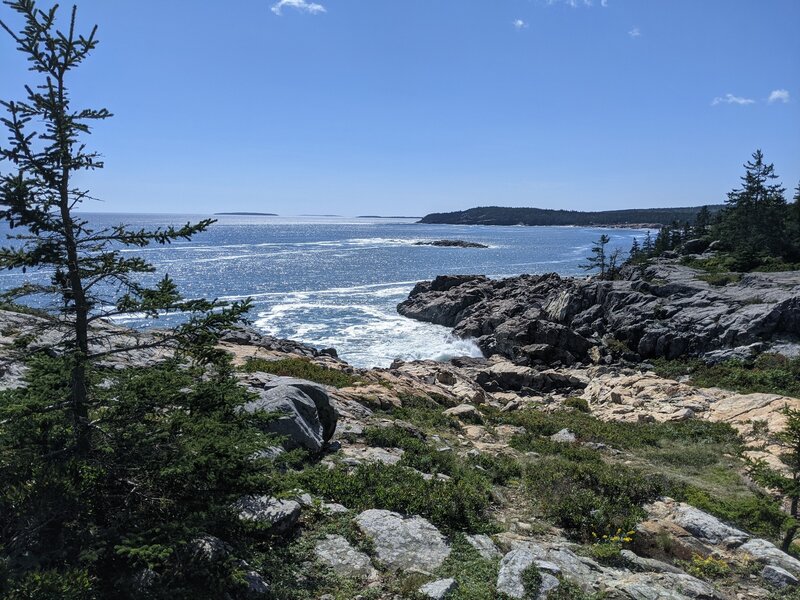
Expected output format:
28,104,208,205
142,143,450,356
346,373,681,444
314,535,377,580
397,260,800,365
241,375,338,453
354,509,451,573
636,499,800,584
413,239,489,248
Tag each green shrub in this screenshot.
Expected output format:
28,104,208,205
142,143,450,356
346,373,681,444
379,394,462,431
679,487,790,541
466,452,523,485
0,356,277,598
241,357,362,388
523,457,666,541
652,355,800,397
564,397,590,413
510,435,605,463
364,425,459,476
520,564,542,597
682,554,731,579
697,272,742,286
495,408,740,451
433,535,501,600
292,462,493,533
3,569,98,600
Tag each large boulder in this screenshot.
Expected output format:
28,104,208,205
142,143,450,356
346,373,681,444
234,496,301,533
354,509,450,572
242,377,337,453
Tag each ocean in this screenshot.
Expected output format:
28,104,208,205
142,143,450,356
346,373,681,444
0,214,647,368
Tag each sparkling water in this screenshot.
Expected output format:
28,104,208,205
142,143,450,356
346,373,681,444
0,214,646,367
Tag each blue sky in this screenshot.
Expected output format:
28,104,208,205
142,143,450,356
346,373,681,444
1,0,798,216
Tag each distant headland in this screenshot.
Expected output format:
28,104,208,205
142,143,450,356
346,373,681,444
418,205,723,228
214,212,278,216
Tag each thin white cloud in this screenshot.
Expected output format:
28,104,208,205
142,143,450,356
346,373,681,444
513,19,529,30
601,0,608,6
768,89,790,104
271,0,326,16
711,93,755,106
628,27,641,38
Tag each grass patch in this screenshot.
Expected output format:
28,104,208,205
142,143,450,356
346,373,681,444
364,425,459,476
379,394,463,431
241,357,362,388
564,397,590,413
523,454,668,541
652,353,800,397
490,407,740,451
493,407,790,544
432,535,500,600
697,272,742,286
679,487,789,541
290,462,494,534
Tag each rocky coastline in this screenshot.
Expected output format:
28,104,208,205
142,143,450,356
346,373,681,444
397,259,800,367
2,258,800,599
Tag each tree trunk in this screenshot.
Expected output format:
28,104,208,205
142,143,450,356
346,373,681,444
56,73,91,454
782,496,799,552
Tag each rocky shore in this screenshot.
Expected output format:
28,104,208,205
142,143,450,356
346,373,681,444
397,259,800,367
2,257,800,600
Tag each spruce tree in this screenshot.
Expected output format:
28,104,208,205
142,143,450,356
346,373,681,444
0,3,272,595
0,0,248,454
642,231,654,256
694,205,711,237
581,234,610,279
747,405,800,552
721,150,787,267
789,183,800,260
629,237,641,259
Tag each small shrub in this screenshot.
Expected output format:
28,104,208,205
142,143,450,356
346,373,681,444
466,452,523,485
434,535,501,600
520,564,542,597
380,394,462,431
292,462,494,533
523,457,666,540
652,355,800,397
604,338,630,356
364,425,458,476
677,487,789,541
564,397,590,413
4,569,97,600
697,273,742,287
683,554,730,579
241,357,362,388
587,528,634,566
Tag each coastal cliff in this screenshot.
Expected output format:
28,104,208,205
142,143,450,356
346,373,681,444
397,259,800,367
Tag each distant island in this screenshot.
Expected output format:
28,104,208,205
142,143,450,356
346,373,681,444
358,215,423,219
418,205,723,227
413,239,489,248
214,212,278,216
